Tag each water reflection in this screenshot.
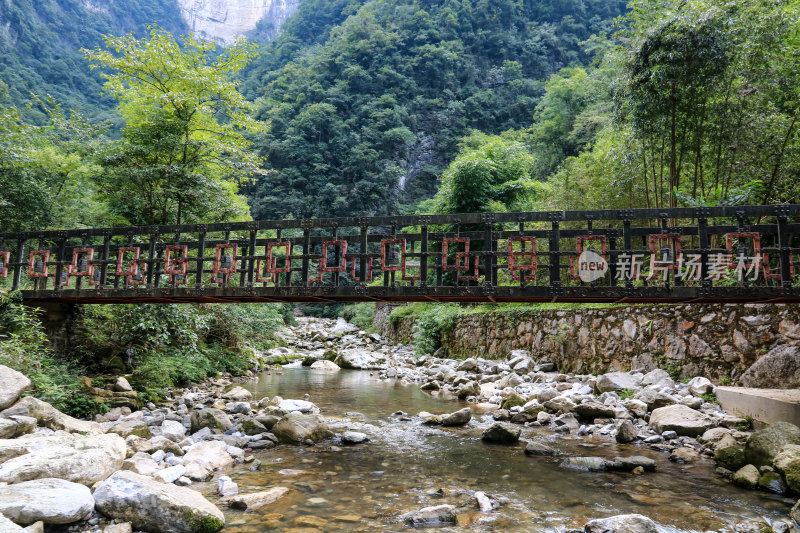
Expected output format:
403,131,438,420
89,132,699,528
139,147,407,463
199,368,793,532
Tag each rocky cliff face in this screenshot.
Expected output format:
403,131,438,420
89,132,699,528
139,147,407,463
178,0,298,44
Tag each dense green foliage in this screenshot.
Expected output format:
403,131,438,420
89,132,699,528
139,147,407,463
244,0,626,219
0,0,185,124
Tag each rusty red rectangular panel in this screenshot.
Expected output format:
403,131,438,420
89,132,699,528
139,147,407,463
28,250,50,278
508,236,537,281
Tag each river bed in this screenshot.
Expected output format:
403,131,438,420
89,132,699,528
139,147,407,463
203,366,793,532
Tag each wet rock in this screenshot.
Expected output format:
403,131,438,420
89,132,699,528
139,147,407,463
474,491,493,513
758,470,787,494
574,400,616,422
560,457,608,472
714,446,747,471
0,366,31,410
401,504,457,526
524,441,559,456
94,471,225,533
609,456,656,472
0,433,125,486
1,396,101,434
420,381,440,391
189,408,232,434
440,408,472,427
669,447,702,464
740,345,800,389
237,417,268,436
217,476,238,498
595,372,639,393
341,431,369,444
456,381,481,400
224,487,289,511
0,478,93,525
615,420,638,444
481,424,520,444
500,392,526,410
744,421,800,467
310,360,340,371
648,404,715,437
583,514,658,533
272,412,334,444
733,464,760,489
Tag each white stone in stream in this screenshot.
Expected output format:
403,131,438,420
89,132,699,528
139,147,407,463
331,317,357,333
474,492,493,513
0,396,102,434
161,420,187,442
648,404,715,437
154,465,186,484
310,360,340,371
221,386,252,401
334,349,385,370
687,376,714,396
277,399,318,413
0,513,24,532
217,476,238,497
223,487,289,510
401,505,458,526
182,441,233,481
0,433,125,486
0,478,93,525
341,431,369,444
0,366,30,410
584,514,658,533
93,471,225,533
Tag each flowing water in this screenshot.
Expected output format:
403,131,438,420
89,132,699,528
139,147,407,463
205,366,793,532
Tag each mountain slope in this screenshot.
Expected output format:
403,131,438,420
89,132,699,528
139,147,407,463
243,0,628,220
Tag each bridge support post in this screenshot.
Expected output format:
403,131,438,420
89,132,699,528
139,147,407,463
25,302,77,352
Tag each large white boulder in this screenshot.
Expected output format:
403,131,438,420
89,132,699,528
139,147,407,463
93,470,225,533
649,404,715,437
223,487,289,511
1,396,102,434
160,420,187,442
309,360,340,371
221,387,252,402
333,349,385,370
0,478,93,525
182,441,233,481
0,433,125,485
0,366,30,410
595,372,640,393
277,399,318,414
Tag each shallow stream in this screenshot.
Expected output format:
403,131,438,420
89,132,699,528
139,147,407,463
205,366,793,532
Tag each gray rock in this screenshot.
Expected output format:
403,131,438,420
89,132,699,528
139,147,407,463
744,421,800,467
341,431,369,444
456,381,481,400
182,441,233,481
401,505,457,526
277,399,318,413
615,420,638,443
740,345,800,388
524,441,559,456
0,478,93,525
669,447,702,464
560,457,608,472
310,360,340,371
1,396,101,434
595,372,639,393
93,471,225,533
0,514,24,532
648,404,715,437
609,456,656,472
574,400,616,422
334,349,385,370
733,464,760,489
221,386,252,401
440,408,472,427
217,476,238,498
114,376,133,392
584,514,658,533
154,465,186,484
481,424,520,444
0,416,35,439
189,408,232,434
0,366,30,410
687,376,714,396
223,487,289,511
271,412,334,444
641,369,672,387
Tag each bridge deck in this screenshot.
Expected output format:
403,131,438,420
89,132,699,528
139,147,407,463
4,205,800,304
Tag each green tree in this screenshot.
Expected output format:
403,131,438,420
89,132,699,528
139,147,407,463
84,27,266,225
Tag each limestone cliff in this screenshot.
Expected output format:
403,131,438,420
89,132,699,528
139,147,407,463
178,0,298,45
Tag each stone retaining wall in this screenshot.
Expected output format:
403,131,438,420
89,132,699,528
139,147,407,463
381,304,800,383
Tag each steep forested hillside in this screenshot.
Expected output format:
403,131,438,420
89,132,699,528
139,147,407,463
0,0,185,122
242,0,627,220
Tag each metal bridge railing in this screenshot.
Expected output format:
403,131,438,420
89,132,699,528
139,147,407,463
2,205,799,303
